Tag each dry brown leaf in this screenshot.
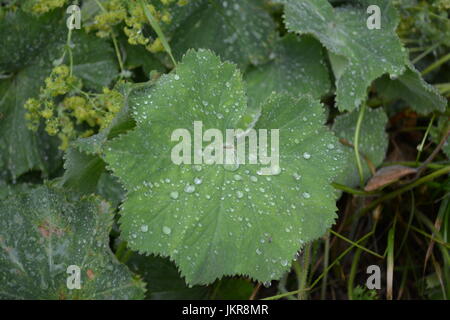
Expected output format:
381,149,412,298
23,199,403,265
364,165,417,191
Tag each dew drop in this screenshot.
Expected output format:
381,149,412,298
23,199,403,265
303,152,311,159
170,191,179,199
162,226,171,235
184,185,196,193
140,225,148,232
302,192,311,199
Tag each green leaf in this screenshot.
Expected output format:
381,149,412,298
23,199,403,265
333,107,389,187
280,0,408,111
0,185,145,299
245,34,331,109
58,147,106,194
0,10,118,179
126,253,209,300
374,64,446,114
170,0,276,69
104,50,345,285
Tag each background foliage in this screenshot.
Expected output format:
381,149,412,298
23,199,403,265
0,0,449,300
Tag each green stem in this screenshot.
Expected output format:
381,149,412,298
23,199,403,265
329,229,383,259
354,103,367,188
297,244,311,300
416,114,435,163
422,53,450,76
320,232,330,300
66,27,73,76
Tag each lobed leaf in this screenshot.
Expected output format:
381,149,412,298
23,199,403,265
104,50,346,285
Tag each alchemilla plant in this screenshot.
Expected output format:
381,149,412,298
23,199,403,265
0,0,449,300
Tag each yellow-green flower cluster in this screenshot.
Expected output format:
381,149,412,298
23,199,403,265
87,0,188,54
123,1,174,53
87,0,128,38
25,0,67,14
24,65,124,150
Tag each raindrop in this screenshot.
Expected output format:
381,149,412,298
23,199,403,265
184,185,196,193
303,152,311,159
170,191,179,199
233,174,242,181
162,226,172,235
140,225,148,232
302,192,311,199
292,172,301,181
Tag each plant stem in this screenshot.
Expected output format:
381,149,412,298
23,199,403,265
354,103,367,188
320,232,330,300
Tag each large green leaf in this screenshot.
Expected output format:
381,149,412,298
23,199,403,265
333,107,389,187
0,185,145,299
374,64,446,114
245,34,332,109
104,50,345,285
170,0,276,69
0,10,118,179
280,0,408,111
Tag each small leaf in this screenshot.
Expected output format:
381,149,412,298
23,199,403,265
280,0,408,111
0,185,145,299
375,64,446,114
364,165,417,191
104,49,346,285
58,147,106,194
